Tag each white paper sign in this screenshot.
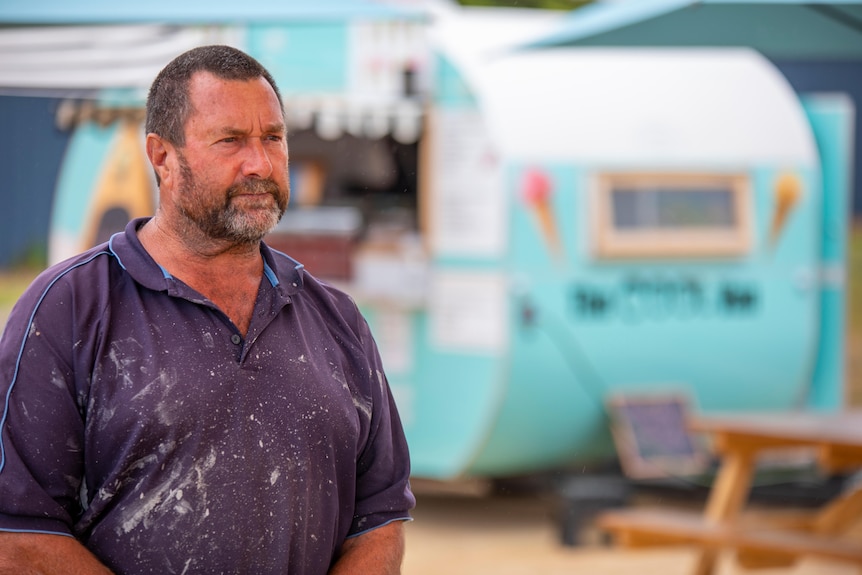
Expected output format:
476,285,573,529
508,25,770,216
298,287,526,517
429,109,507,257
429,271,507,354
374,310,413,375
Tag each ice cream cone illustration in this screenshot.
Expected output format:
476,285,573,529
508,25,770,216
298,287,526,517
521,169,562,258
768,172,802,250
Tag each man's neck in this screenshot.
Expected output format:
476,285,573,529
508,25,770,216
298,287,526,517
138,216,264,336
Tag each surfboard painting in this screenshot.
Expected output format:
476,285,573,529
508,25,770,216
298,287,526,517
50,119,155,265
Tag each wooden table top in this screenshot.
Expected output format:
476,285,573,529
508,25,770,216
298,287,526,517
687,410,862,449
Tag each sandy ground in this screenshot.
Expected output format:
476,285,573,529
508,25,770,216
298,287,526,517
403,483,860,575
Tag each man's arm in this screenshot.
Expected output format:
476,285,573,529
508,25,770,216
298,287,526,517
0,532,114,575
329,521,406,575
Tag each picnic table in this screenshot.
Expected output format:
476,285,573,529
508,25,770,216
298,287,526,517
598,410,862,574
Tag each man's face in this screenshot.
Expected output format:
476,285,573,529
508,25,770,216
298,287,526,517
172,72,290,245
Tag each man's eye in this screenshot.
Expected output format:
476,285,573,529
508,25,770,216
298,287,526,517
264,134,283,142
220,137,238,143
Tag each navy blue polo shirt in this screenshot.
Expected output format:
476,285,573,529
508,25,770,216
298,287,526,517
0,218,414,575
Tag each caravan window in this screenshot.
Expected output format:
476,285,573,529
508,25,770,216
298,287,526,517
612,187,736,230
592,173,752,258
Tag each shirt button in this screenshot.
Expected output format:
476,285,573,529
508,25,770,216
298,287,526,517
231,334,242,345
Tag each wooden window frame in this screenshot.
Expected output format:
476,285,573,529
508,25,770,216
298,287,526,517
591,172,753,259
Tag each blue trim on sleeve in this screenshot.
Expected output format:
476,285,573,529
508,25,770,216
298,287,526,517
345,516,413,540
0,527,75,538
0,250,112,474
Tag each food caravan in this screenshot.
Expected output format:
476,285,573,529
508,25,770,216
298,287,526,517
376,43,850,479
32,4,851,479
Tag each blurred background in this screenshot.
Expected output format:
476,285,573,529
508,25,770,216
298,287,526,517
1,0,861,572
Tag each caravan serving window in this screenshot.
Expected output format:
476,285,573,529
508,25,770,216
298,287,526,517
592,173,752,258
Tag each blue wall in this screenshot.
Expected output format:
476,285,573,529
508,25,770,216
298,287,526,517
773,60,862,219
0,96,70,267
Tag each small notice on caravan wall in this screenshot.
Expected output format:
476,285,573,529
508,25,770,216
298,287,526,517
429,108,506,258
429,271,507,354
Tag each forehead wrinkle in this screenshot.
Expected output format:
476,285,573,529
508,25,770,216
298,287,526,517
217,126,250,136
209,121,284,138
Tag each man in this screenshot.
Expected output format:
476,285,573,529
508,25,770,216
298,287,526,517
0,45,415,574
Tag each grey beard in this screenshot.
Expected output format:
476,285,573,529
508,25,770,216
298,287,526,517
179,177,286,245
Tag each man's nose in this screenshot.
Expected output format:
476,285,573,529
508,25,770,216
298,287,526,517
242,138,274,179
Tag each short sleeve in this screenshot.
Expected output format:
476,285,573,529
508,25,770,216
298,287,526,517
0,274,86,537
347,312,415,536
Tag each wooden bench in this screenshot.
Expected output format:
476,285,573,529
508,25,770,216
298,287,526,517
597,508,862,566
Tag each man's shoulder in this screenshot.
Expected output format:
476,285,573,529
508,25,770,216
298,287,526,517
28,244,118,297
1,244,119,343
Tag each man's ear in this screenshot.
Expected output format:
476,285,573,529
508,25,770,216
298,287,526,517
146,133,174,187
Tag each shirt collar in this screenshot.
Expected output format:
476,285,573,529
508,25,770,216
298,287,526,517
108,217,305,301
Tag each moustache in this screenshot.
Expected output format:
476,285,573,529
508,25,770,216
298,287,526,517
228,178,282,198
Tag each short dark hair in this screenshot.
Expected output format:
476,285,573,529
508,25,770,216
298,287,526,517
145,45,283,147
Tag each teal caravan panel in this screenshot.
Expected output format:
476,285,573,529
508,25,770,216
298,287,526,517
469,161,821,475
96,87,146,108
470,165,613,475
803,94,854,410
363,307,505,479
50,122,120,261
433,53,477,108
247,23,348,94
568,165,819,414
0,0,425,25
469,280,616,475
508,163,587,271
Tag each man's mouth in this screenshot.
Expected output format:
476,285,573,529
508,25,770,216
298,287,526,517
230,179,280,198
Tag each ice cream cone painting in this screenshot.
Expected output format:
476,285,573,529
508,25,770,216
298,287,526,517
768,172,802,250
521,168,562,259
